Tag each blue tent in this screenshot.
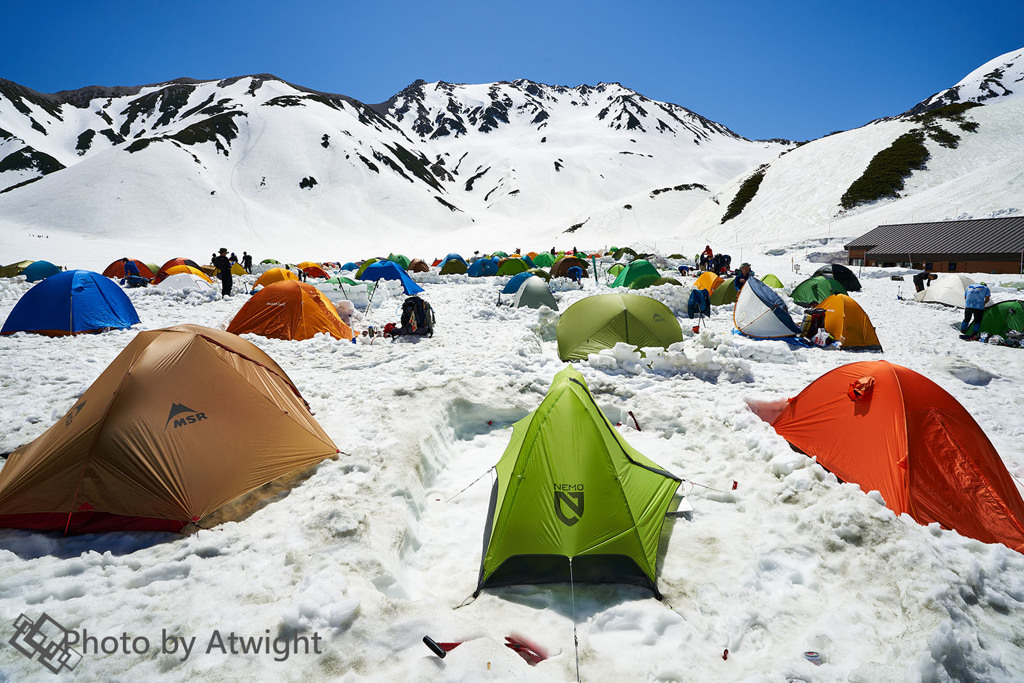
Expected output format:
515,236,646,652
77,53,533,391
733,277,802,338
520,254,535,268
468,258,499,277
21,260,62,282
441,253,467,266
357,260,424,295
2,270,141,336
501,272,535,294
341,262,359,271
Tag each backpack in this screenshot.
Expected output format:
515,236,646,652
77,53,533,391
393,296,435,337
800,308,827,338
687,288,711,319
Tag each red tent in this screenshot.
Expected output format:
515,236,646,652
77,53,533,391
154,257,202,283
102,259,155,280
770,360,1024,553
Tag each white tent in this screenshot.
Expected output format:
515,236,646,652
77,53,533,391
513,276,559,310
156,273,214,292
734,278,802,339
914,274,976,308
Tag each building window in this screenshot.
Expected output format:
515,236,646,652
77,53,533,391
948,262,957,271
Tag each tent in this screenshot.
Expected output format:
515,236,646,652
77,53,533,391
301,266,331,279
651,277,682,287
607,263,625,277
532,252,556,268
502,271,535,294
387,254,411,269
227,281,353,341
527,268,551,281
512,276,558,310
914,274,976,308
156,273,214,292
981,300,1024,337
734,277,802,339
769,361,1024,553
709,277,739,305
155,257,202,283
215,263,247,277
475,366,681,597
254,267,299,289
103,259,156,280
0,324,339,534
355,258,380,279
813,263,861,292
340,262,359,271
2,270,140,336
358,260,424,295
468,258,500,277
557,294,683,361
627,274,661,290
693,271,724,294
22,260,62,282
0,260,33,278
497,258,528,276
792,276,848,307
550,256,589,279
610,260,659,288
762,274,784,289
164,265,213,283
440,259,468,275
296,261,321,270
818,294,883,351
612,247,639,261
261,258,281,265
408,258,430,273
326,276,360,286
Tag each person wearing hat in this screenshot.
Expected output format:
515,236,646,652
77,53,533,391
213,247,233,296
961,281,991,339
734,262,754,291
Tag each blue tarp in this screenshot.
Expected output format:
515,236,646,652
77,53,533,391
2,270,141,335
357,260,424,295
501,272,535,294
21,260,62,282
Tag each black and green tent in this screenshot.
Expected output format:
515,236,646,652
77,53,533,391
792,275,847,307
557,294,683,361
980,300,1024,337
475,366,681,598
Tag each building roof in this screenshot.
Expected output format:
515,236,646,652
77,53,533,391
846,216,1024,259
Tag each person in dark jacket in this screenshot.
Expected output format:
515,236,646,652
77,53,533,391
734,262,754,291
213,248,233,296
242,251,253,274
913,266,936,292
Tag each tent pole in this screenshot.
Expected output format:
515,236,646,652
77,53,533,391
569,557,580,683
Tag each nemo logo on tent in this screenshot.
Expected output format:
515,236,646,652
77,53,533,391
166,403,207,429
554,485,584,526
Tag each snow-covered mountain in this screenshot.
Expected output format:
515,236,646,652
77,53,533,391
0,75,785,264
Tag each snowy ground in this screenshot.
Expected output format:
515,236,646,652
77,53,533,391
1,245,1024,682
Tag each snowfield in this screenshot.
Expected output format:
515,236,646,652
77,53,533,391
1,244,1023,682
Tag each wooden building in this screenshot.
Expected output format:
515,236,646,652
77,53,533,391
846,216,1024,273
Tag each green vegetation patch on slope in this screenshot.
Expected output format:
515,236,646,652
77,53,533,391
721,165,767,223
840,131,929,209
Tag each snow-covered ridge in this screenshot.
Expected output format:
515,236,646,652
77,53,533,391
910,47,1024,113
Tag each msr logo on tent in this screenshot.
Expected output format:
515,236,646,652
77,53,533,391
554,484,584,526
166,403,207,429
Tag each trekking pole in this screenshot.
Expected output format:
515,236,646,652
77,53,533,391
444,467,494,503
568,557,581,683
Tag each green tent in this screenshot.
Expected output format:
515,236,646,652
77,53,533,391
532,252,556,268
607,263,625,277
668,253,685,260
475,366,680,597
627,274,662,290
0,260,34,278
792,276,847,307
557,293,683,361
709,278,739,305
762,273,784,288
440,259,468,275
260,258,280,265
527,268,551,281
651,277,682,287
512,277,558,310
980,300,1024,337
610,259,659,288
326,276,360,286
355,258,380,279
612,247,639,261
387,254,411,269
491,251,509,258
497,258,528,276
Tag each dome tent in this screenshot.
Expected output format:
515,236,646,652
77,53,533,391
2,270,140,336
818,294,883,351
609,260,659,288
762,274,784,289
21,260,62,282
733,277,802,339
693,271,724,294
475,366,681,597
0,325,338,534
980,300,1024,337
914,274,976,308
512,276,558,310
769,361,1024,553
358,260,424,295
501,271,535,294
227,281,353,341
709,278,739,305
254,267,299,289
103,259,156,280
813,263,861,292
792,276,847,307
557,294,682,361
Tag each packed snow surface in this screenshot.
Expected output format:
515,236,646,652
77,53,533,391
1,245,1024,682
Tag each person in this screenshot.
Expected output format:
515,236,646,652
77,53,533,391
734,262,754,291
229,252,238,264
213,248,233,296
913,266,936,292
121,257,140,278
242,251,253,274
550,247,556,256
961,281,991,339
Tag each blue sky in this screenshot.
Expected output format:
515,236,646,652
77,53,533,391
4,1,1022,140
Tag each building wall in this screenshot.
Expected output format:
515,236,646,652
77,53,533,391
849,253,1024,273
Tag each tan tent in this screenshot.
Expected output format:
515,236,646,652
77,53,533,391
550,256,589,278
408,258,430,273
0,324,338,534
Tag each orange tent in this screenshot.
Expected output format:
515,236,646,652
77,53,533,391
102,259,155,280
154,257,202,283
431,258,442,267
527,251,539,259
296,261,321,270
254,267,299,289
165,265,213,283
818,294,882,351
693,271,724,293
770,361,1024,553
301,266,331,279
0,324,338,534
227,281,353,341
